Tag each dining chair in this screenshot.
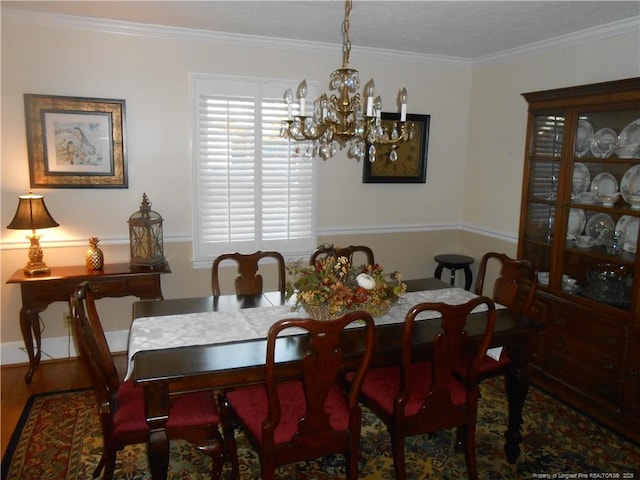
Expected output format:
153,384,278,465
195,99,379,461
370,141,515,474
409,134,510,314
309,244,375,266
221,311,376,480
348,297,496,480
70,281,234,480
211,251,286,296
472,252,538,380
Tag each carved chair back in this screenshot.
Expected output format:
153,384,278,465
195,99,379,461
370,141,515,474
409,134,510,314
475,252,538,316
211,251,286,296
309,244,375,266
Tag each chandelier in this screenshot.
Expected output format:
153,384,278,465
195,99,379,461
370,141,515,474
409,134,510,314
279,0,413,162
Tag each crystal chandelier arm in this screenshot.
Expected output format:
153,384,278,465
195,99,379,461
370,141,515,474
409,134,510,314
281,118,338,142
362,121,414,146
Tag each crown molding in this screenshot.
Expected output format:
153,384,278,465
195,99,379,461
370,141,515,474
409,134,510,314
2,8,470,67
473,16,640,66
6,8,636,68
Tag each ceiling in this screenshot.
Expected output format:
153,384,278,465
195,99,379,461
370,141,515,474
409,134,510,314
3,1,640,60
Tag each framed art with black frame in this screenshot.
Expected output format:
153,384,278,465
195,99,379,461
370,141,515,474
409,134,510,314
363,113,430,183
24,94,128,188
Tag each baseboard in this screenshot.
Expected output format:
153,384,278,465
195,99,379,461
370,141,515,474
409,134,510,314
1,330,129,365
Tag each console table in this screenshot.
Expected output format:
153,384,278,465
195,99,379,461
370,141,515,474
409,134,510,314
7,262,170,383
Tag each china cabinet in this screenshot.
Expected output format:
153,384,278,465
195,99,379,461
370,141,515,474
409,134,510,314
518,77,640,442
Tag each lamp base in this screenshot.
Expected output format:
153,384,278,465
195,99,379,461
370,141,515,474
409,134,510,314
24,262,51,275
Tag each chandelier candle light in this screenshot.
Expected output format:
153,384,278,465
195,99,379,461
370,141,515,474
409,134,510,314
280,0,413,161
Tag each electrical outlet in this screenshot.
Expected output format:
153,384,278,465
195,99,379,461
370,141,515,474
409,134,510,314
63,312,72,328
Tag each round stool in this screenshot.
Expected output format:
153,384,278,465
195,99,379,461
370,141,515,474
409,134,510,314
434,254,474,290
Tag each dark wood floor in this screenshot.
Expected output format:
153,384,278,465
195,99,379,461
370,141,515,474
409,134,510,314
1,353,127,459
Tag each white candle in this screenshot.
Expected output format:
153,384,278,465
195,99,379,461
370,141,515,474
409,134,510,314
365,79,375,117
297,80,308,117
399,87,408,121
284,88,293,120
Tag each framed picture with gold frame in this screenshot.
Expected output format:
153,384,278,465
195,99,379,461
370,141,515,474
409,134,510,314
363,113,430,183
24,94,127,188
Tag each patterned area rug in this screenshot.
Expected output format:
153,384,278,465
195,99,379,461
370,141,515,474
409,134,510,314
3,377,639,479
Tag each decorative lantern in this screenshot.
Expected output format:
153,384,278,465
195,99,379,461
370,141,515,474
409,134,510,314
128,193,165,268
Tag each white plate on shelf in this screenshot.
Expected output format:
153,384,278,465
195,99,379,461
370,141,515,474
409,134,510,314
576,191,597,204
620,164,640,204
585,213,615,242
590,172,619,198
572,162,590,194
574,120,593,157
567,208,586,239
616,215,639,253
590,128,617,158
616,118,640,158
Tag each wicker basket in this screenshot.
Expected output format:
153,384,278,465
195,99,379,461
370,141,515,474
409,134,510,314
301,303,344,321
365,302,393,318
301,300,395,321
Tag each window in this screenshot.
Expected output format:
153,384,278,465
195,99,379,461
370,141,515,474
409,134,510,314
192,74,318,264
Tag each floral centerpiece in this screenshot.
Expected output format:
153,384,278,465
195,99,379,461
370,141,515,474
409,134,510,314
286,249,406,321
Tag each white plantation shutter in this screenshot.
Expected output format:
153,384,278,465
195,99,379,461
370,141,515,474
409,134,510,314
193,75,317,262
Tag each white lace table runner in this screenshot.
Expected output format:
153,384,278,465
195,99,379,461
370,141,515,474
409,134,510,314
126,288,501,380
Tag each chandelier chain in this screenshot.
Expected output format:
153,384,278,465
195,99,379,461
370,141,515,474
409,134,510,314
342,0,351,68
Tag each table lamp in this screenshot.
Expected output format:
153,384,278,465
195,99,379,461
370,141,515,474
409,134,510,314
7,193,59,275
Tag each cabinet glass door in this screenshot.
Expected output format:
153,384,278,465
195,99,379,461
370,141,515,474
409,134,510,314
561,108,639,312
521,114,564,288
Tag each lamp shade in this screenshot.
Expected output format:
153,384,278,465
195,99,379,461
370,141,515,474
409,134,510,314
7,194,59,230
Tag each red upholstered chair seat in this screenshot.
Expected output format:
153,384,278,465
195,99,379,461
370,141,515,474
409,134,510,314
478,351,512,375
226,380,350,444
350,362,468,417
114,380,221,436
454,351,513,380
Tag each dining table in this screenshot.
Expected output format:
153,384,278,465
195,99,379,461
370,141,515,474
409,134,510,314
129,277,541,480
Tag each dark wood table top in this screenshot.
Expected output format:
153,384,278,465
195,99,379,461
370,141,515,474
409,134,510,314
131,278,540,390
7,262,171,284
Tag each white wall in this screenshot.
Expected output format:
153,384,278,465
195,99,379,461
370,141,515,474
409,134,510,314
462,31,640,264
0,11,472,362
465,33,640,235
1,9,638,364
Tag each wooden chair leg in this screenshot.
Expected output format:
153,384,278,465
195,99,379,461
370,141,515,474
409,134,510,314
103,450,117,480
217,391,239,479
454,425,465,452
463,424,479,480
391,431,407,480
92,453,106,478
261,457,276,480
196,439,225,480
346,445,360,480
